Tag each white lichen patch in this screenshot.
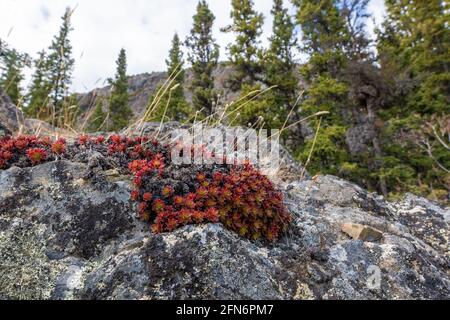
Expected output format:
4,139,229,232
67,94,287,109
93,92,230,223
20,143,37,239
65,265,84,290
0,221,63,299
162,232,182,249
293,282,314,300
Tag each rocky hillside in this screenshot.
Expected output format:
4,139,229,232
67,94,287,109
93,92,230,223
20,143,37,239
76,64,240,118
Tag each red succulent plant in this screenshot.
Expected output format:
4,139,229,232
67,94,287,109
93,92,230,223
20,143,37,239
26,148,47,165
51,138,66,155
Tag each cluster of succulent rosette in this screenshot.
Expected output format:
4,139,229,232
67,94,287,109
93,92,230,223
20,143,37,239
0,135,67,168
0,134,291,241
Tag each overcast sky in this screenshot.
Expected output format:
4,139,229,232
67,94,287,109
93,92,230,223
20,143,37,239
0,0,386,93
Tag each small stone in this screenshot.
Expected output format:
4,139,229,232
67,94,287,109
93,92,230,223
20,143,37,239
104,169,120,177
341,223,383,242
73,178,86,186
104,169,125,182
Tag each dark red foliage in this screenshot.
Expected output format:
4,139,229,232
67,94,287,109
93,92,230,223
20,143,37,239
161,185,174,198
0,135,59,167
51,138,66,155
95,135,105,144
142,192,153,202
130,190,140,201
129,153,291,240
78,135,89,146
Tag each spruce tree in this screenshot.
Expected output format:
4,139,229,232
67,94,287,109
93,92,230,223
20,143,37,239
25,51,51,118
87,98,107,132
378,0,449,114
0,48,25,106
147,34,191,122
108,48,132,131
375,0,450,200
341,0,371,60
292,0,350,124
264,0,298,114
292,0,349,78
292,0,355,180
233,0,298,130
185,0,220,116
223,0,264,89
47,7,75,110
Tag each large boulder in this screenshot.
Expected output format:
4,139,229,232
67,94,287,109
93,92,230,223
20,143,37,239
0,156,449,299
0,88,24,136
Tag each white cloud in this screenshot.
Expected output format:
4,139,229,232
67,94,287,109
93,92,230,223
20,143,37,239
0,0,385,93
367,0,387,37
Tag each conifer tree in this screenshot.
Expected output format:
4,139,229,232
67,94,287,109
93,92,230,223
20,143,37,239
25,51,51,117
147,34,191,122
233,0,298,131
185,0,220,116
293,0,349,79
223,0,264,89
292,0,350,126
378,0,449,114
47,8,75,110
108,48,132,131
374,0,450,200
264,0,298,113
0,48,25,106
87,98,107,132
292,0,355,180
341,0,371,60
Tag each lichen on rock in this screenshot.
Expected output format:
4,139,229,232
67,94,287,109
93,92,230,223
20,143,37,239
0,130,449,300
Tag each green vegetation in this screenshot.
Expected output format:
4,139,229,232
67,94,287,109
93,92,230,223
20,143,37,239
185,0,220,116
108,48,133,131
222,0,264,89
146,34,192,122
87,98,107,132
46,8,75,112
25,50,51,118
0,47,28,106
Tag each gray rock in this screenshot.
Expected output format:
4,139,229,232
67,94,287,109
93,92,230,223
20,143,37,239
76,64,302,123
345,122,376,155
0,88,24,136
22,118,66,136
0,159,449,300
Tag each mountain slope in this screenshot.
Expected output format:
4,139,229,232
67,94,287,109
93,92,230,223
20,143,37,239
76,64,240,119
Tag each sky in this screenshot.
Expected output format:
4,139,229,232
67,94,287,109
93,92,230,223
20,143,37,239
0,0,386,93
